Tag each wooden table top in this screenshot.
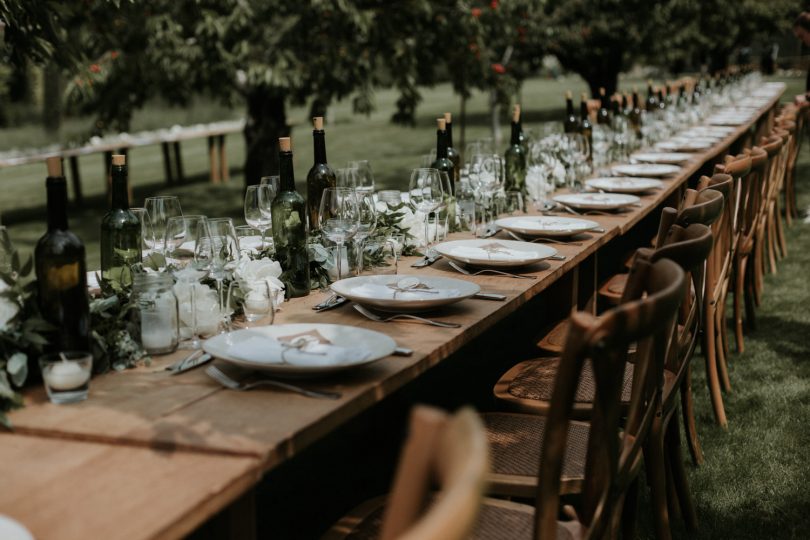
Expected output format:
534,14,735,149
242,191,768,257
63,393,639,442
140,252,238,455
1,83,785,539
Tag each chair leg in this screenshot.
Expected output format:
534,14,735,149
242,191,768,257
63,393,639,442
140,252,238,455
767,205,778,275
666,412,699,532
703,301,728,427
744,258,758,332
775,198,788,258
716,306,731,393
644,420,672,540
734,256,745,353
664,445,681,523
681,364,704,466
753,233,763,307
621,477,639,540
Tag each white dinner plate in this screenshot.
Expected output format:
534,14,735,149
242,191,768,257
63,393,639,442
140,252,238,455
585,177,662,194
203,323,396,377
433,239,557,268
330,274,480,312
631,152,693,164
553,193,640,210
494,216,601,238
655,140,715,152
611,163,681,177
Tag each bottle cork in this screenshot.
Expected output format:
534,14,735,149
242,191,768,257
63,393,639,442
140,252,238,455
436,118,446,131
512,104,520,123
599,87,605,96
443,112,452,123
581,92,588,101
313,117,324,130
279,137,291,152
46,156,62,177
565,90,572,100
111,154,126,166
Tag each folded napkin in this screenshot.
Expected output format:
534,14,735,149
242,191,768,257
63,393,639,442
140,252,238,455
228,331,372,367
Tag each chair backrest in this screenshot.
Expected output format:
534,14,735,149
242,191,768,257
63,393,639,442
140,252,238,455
380,406,489,540
677,188,724,227
534,258,685,540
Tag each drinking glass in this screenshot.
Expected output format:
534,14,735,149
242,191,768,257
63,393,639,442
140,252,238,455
260,175,280,195
244,185,274,249
348,160,375,194
229,280,276,326
207,217,240,310
563,133,589,190
436,171,453,241
144,195,183,253
336,167,359,190
408,168,444,254
420,151,437,168
319,187,359,282
129,207,155,255
164,215,213,349
377,190,404,210
235,225,261,256
455,179,477,233
353,192,377,274
467,154,502,234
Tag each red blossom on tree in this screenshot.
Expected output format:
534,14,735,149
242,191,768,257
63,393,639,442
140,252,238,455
471,7,482,18
490,0,499,9
491,62,506,74
89,63,101,73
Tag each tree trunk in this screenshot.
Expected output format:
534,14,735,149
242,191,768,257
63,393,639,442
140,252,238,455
585,70,619,99
459,94,467,163
42,63,62,133
243,87,289,187
489,89,501,146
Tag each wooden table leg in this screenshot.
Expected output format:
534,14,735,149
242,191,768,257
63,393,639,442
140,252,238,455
162,142,174,184
208,136,220,184
219,134,229,183
68,156,83,205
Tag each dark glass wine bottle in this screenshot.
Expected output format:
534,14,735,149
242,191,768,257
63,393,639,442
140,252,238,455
646,80,658,112
443,112,461,187
100,154,141,286
305,116,336,230
504,106,527,194
630,88,642,138
597,87,611,125
514,104,528,153
272,137,310,298
657,88,666,110
579,93,593,151
35,157,91,353
563,90,580,133
431,117,455,194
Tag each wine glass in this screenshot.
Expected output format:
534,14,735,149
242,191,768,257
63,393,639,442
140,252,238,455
260,175,280,194
562,133,589,190
129,207,155,256
164,215,213,349
144,195,183,254
336,167,359,190
436,171,453,242
408,168,444,255
244,185,274,249
353,192,377,274
228,280,276,327
348,160,375,194
207,217,240,311
319,187,359,282
467,154,502,234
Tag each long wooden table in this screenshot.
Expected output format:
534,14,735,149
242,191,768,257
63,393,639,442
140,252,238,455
1,83,785,539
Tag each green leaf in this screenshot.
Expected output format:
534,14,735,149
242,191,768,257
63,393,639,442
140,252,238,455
7,353,27,387
0,412,11,431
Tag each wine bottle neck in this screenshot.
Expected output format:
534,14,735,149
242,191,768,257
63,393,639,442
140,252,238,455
436,129,448,158
511,121,521,145
279,150,296,191
445,121,454,148
580,101,589,120
46,177,69,230
110,165,129,210
312,130,327,164
566,98,574,115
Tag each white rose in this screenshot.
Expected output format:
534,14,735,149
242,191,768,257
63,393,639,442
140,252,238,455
173,281,221,338
0,281,20,329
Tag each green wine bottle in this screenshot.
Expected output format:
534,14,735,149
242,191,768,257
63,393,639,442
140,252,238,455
563,90,580,133
305,116,336,230
272,137,310,298
630,88,643,139
443,112,461,188
514,104,528,154
504,105,527,194
431,117,455,194
579,93,593,157
646,80,658,112
597,87,611,125
35,157,91,353
100,154,141,287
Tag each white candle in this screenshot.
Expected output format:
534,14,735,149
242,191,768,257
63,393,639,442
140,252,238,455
245,291,270,312
45,362,90,391
141,325,175,350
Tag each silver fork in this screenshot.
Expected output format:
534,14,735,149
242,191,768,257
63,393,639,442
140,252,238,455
448,260,536,280
353,304,461,328
505,230,583,246
205,365,341,400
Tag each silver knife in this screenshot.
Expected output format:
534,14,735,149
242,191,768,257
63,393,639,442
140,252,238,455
473,292,507,301
170,353,213,375
165,349,202,372
393,347,413,356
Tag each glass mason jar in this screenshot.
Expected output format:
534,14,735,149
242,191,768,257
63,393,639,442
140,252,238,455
133,272,179,355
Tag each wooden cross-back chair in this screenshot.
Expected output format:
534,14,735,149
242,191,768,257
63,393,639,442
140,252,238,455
475,258,685,540
762,127,791,275
324,406,489,540
784,100,809,222
705,155,752,428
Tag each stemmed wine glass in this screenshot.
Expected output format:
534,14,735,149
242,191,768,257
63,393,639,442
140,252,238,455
348,160,375,194
164,215,213,349
319,187,359,282
207,217,240,313
144,195,183,254
562,133,590,190
244,185,274,250
408,168,444,255
353,192,377,274
129,207,155,257
467,154,502,235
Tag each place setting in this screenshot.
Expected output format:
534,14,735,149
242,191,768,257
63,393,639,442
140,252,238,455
629,151,693,165
610,162,682,177
551,192,642,216
431,238,562,278
584,176,664,194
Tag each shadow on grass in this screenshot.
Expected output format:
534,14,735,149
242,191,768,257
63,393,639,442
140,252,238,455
752,316,810,366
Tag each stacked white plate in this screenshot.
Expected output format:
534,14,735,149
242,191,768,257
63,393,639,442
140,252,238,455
330,274,480,312
585,177,662,194
553,193,640,210
495,216,601,238
631,152,692,164
656,140,715,152
433,239,557,267
612,163,681,177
